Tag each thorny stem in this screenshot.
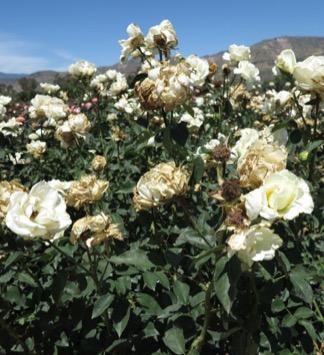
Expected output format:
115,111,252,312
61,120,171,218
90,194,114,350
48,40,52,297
83,243,111,335
138,47,153,68
309,94,321,181
0,318,35,355
177,198,213,248
47,240,92,277
188,250,223,355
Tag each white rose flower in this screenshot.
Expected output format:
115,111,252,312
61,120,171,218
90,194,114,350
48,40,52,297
0,95,12,106
245,170,314,221
275,90,292,107
0,117,22,137
275,49,296,75
227,223,283,268
40,83,60,94
234,61,260,84
293,56,324,98
29,95,67,121
185,55,209,87
69,60,97,77
0,104,6,119
108,72,128,96
223,44,251,63
5,181,71,239
179,107,204,128
48,180,72,197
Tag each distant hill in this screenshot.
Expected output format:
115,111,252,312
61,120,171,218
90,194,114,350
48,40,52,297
1,36,324,90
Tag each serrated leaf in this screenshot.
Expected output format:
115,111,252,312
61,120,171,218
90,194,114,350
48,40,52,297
136,293,162,314
192,156,205,183
173,280,190,305
109,249,154,270
114,306,130,338
214,273,231,313
163,327,186,355
17,272,37,287
290,270,313,304
92,294,114,319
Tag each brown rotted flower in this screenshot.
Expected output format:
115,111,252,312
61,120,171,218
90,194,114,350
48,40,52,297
91,155,107,172
111,126,127,142
225,204,250,231
220,179,241,202
135,78,160,111
70,214,123,247
208,60,218,78
66,175,109,209
213,144,231,163
133,162,189,211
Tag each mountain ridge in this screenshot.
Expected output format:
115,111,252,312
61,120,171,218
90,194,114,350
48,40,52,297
1,36,324,89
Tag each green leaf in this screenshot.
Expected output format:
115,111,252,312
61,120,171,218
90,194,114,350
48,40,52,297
282,314,297,327
214,273,231,313
192,156,205,183
17,272,37,287
114,306,130,338
52,271,68,303
298,320,318,340
271,298,285,313
173,280,190,305
163,327,186,355
306,139,324,152
143,322,159,339
290,270,313,304
143,271,170,291
92,294,114,319
136,293,162,314
293,307,313,319
109,249,154,270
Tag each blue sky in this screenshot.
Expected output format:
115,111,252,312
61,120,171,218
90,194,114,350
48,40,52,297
0,0,324,73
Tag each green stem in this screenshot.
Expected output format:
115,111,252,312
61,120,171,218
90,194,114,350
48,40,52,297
47,240,92,277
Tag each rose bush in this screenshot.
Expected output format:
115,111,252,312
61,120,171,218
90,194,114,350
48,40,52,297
0,19,323,355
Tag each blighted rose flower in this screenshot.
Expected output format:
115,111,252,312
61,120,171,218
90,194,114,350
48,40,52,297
135,62,192,111
5,181,71,240
146,19,178,54
119,23,145,63
70,214,123,247
91,155,107,171
245,170,314,221
66,175,109,209
238,141,287,188
55,113,91,148
26,140,47,159
133,162,189,211
0,180,27,221
227,222,282,268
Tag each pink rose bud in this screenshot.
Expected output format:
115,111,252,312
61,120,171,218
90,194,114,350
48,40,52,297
91,97,98,104
16,116,25,124
84,102,92,110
